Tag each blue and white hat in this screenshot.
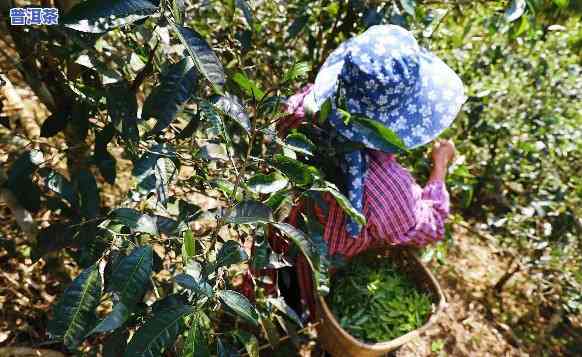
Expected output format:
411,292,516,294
305,24,466,149
304,25,466,236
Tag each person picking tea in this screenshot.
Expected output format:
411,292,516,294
284,25,466,258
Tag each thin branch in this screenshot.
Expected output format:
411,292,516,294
131,41,160,92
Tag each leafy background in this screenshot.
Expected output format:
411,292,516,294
0,0,580,356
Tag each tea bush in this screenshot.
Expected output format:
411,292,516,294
0,0,580,355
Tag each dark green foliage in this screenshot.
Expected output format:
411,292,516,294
106,81,139,142
48,265,102,349
94,124,118,184
350,115,407,153
110,208,158,234
32,223,78,262
175,26,226,89
103,330,130,357
131,143,177,205
108,245,153,306
215,240,249,269
40,112,69,137
175,273,213,297
284,132,315,156
217,338,241,357
310,185,366,227
271,223,329,294
183,311,211,357
124,304,195,357
210,94,251,133
63,0,159,33
217,290,259,326
6,150,44,212
89,303,131,335
225,200,274,224
327,256,432,342
272,155,317,187
74,169,100,219
142,57,198,134
266,297,303,327
235,0,253,27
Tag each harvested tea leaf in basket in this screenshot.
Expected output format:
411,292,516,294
327,255,433,342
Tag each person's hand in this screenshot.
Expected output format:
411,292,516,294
428,139,455,183
431,139,455,167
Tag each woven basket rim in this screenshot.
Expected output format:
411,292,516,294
317,248,446,351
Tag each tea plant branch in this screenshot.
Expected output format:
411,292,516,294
131,40,160,92
239,322,320,356
493,256,521,295
231,107,258,203
150,276,161,299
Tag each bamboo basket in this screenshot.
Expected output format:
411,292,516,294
316,247,446,357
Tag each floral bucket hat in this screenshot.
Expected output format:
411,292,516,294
304,24,466,236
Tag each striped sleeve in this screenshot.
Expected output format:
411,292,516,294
403,180,450,246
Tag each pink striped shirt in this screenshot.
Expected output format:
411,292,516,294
323,150,450,258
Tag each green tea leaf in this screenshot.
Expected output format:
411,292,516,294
48,265,102,349
182,229,196,265
260,316,281,348
225,200,274,224
217,290,259,326
40,112,69,137
175,274,213,297
272,155,317,187
74,169,100,219
175,26,226,89
284,62,310,82
287,15,308,39
88,303,131,336
109,245,153,306
350,115,407,153
399,0,416,16
232,72,265,100
142,57,198,134
210,93,251,133
216,240,249,268
266,297,303,327
183,311,210,357
95,150,117,185
217,338,240,357
32,223,78,262
271,223,324,293
7,150,44,212
131,144,177,205
103,330,129,357
106,81,139,142
251,238,270,271
310,186,366,227
125,304,194,357
235,0,253,26
247,172,289,194
234,330,259,357
63,0,158,33
284,132,315,156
